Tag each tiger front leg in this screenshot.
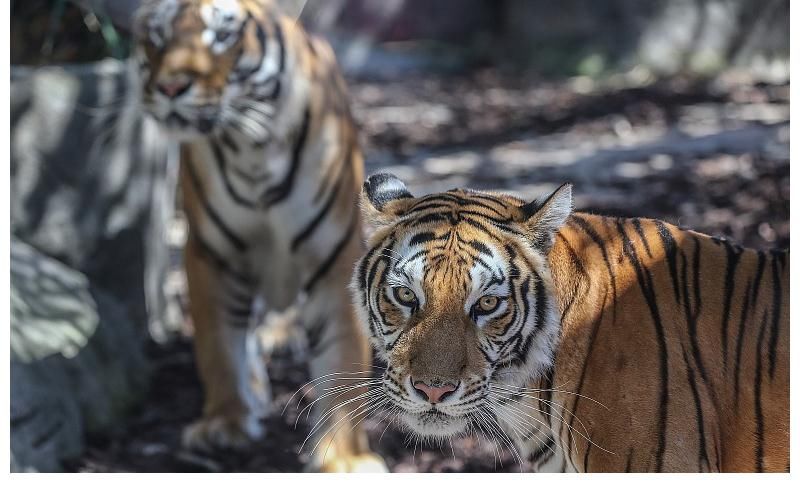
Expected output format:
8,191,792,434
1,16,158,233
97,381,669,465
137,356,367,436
181,234,271,452
298,260,387,473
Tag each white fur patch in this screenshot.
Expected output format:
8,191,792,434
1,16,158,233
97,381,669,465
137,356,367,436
200,0,245,54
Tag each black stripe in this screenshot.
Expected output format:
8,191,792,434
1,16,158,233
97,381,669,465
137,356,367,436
750,251,767,306
303,207,358,293
512,273,547,365
530,437,555,465
625,449,634,472
405,193,507,218
631,218,653,258
266,18,285,100
754,310,768,472
567,290,606,459
556,232,589,324
235,13,266,82
733,280,753,404
305,319,327,353
654,220,681,304
681,238,710,391
570,215,618,320
509,277,532,364
220,129,239,153
539,366,555,428
185,159,248,251
616,220,669,472
314,139,351,201
261,106,311,207
720,241,743,373
767,254,782,378
471,192,513,211
468,239,492,256
189,232,254,286
409,232,436,246
274,17,285,74
211,139,258,208
681,345,710,472
225,303,252,319
289,159,349,251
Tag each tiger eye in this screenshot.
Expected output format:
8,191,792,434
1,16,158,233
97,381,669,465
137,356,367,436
478,295,499,312
394,287,417,305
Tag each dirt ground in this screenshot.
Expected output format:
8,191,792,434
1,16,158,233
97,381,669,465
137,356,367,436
67,70,789,472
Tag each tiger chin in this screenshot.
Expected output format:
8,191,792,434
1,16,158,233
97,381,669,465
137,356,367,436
351,173,789,472
133,1,386,472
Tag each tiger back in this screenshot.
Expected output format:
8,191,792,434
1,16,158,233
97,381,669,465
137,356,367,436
133,0,385,472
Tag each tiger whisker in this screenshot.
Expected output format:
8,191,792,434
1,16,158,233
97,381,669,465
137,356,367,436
295,380,381,426
319,396,389,465
490,387,593,445
302,387,384,449
494,384,610,410
281,370,377,415
489,395,574,458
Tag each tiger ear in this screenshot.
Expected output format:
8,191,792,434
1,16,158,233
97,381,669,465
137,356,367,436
520,183,573,252
360,173,415,238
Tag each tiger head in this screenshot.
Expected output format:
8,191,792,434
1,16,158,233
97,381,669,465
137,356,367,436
133,0,280,140
351,174,573,439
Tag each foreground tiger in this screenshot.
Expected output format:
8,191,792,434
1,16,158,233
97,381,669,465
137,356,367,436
352,173,789,472
133,0,384,471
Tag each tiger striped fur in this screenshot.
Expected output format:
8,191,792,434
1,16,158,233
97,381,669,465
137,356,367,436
133,0,384,471
351,173,789,472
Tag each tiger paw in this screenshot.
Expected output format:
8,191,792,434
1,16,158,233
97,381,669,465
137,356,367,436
311,453,389,473
181,414,264,452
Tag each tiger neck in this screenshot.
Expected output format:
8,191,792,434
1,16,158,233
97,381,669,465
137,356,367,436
519,213,605,425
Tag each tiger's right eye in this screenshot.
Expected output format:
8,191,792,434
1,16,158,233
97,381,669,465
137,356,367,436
393,287,418,307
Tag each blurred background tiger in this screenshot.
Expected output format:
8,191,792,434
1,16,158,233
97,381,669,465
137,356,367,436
132,0,385,472
351,173,789,472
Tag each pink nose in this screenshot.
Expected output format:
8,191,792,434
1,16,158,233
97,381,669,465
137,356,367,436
413,380,458,404
157,80,192,98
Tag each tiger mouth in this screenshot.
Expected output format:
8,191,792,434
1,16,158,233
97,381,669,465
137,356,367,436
399,407,469,438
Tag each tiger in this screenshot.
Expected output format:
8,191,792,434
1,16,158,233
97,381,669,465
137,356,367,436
132,0,385,472
351,172,789,472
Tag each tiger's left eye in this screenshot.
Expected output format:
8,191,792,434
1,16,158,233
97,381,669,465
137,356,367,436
473,295,500,316
393,286,418,307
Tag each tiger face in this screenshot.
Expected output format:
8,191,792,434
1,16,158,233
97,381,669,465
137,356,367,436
133,0,280,140
351,174,573,439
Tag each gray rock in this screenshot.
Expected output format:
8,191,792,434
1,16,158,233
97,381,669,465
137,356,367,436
11,238,149,472
10,59,178,341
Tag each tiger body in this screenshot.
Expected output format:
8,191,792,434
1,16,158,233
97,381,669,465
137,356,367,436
134,0,383,471
353,173,789,472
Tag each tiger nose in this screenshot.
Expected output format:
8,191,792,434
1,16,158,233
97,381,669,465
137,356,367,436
412,379,458,404
157,80,192,98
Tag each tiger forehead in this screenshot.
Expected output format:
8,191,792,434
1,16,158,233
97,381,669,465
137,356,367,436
401,189,523,222
143,0,256,37
397,222,506,286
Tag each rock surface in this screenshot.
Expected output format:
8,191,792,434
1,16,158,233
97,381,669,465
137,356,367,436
10,59,174,472
11,238,148,472
10,59,175,341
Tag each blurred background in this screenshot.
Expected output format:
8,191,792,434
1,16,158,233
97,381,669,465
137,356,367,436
10,0,789,472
